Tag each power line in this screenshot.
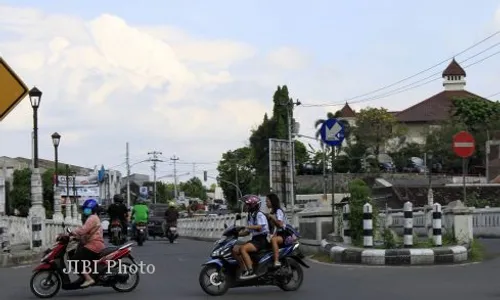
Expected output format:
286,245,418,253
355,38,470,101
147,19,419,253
486,91,500,99
337,30,500,103
302,46,500,108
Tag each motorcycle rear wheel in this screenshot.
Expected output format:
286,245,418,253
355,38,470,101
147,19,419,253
30,270,61,298
112,262,140,292
277,259,304,292
199,265,230,296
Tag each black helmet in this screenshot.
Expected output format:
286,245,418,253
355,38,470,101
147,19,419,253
113,194,124,203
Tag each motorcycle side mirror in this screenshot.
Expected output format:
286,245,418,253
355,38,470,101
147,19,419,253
235,214,242,220
224,223,228,229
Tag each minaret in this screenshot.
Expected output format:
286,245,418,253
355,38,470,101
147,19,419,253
442,58,466,91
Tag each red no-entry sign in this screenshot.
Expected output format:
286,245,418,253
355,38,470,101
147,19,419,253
452,131,475,158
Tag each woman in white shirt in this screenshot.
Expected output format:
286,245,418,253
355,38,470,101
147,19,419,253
266,193,287,267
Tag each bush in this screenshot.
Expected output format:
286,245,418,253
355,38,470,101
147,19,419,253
347,179,377,246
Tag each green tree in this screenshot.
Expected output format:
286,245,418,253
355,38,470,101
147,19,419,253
208,183,217,192
217,147,255,207
10,168,31,216
389,142,424,171
346,179,373,245
294,140,309,170
353,107,406,158
248,85,295,193
180,177,207,200
424,98,500,174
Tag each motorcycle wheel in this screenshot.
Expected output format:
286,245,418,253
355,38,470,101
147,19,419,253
277,259,304,292
199,265,230,296
137,234,144,246
30,270,61,298
112,231,121,246
112,261,140,293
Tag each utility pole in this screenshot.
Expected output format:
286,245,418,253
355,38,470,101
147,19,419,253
126,142,131,207
148,150,163,204
170,155,180,199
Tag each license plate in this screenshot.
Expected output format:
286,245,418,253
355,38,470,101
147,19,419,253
169,227,176,231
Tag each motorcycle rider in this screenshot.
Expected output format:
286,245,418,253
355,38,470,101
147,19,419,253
232,195,269,280
164,201,179,235
71,199,105,287
265,193,287,267
107,194,128,242
131,197,149,238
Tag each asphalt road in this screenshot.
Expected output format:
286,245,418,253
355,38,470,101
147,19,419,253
2,238,500,299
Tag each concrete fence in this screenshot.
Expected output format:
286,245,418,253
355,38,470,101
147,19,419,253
175,202,499,252
0,211,81,252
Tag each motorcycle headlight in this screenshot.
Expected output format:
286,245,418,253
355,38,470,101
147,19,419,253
211,249,221,257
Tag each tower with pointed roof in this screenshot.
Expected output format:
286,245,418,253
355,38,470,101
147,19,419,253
442,58,466,91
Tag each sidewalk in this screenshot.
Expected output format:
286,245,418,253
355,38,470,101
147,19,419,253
0,244,40,268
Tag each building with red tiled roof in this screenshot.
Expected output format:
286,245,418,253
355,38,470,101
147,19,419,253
391,59,490,144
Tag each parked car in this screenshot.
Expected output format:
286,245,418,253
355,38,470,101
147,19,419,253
403,157,428,173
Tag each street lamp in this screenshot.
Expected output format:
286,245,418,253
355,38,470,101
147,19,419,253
29,87,42,168
28,86,44,249
51,132,63,221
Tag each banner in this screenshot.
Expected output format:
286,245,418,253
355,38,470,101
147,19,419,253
56,175,98,186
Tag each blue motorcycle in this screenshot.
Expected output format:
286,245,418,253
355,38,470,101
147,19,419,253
198,214,309,296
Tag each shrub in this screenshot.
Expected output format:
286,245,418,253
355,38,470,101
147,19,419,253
347,179,377,246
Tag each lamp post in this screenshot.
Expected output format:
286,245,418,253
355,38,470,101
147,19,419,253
28,87,45,249
51,132,63,221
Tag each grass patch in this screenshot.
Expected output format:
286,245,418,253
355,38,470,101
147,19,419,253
311,252,333,263
469,239,485,262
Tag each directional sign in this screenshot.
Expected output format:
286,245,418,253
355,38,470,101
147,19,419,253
453,131,475,158
320,118,345,147
0,57,28,121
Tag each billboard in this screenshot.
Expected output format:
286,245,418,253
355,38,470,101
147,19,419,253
56,175,98,186
268,138,293,208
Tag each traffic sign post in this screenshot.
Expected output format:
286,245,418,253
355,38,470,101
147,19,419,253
452,131,476,205
320,118,346,235
0,57,29,121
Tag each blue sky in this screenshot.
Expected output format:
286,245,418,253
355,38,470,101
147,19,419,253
0,1,499,181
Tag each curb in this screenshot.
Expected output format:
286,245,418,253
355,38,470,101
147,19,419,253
0,251,41,268
320,239,469,265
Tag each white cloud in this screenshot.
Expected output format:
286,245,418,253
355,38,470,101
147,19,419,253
0,5,286,172
267,47,309,70
495,6,500,29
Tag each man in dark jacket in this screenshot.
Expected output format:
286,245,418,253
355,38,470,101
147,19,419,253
107,194,129,241
164,201,179,231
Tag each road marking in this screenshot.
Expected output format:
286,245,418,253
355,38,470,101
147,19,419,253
454,142,474,147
